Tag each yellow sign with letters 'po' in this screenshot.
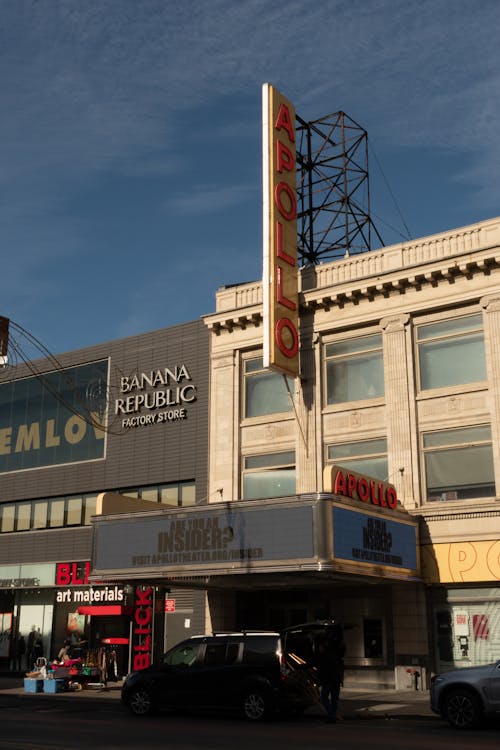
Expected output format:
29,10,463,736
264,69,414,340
421,540,500,583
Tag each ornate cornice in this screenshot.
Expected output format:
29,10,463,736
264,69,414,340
204,217,500,333
410,504,500,523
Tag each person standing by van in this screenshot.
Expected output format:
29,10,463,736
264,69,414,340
314,624,345,723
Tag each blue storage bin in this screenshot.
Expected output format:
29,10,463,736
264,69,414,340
43,678,65,693
24,678,43,693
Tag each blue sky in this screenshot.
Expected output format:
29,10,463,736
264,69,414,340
2,0,500,356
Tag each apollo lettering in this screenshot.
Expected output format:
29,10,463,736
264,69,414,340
332,467,398,509
273,101,298,360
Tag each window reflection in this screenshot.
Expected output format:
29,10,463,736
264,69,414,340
0,481,197,533
49,499,65,528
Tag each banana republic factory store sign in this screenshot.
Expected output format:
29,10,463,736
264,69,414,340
90,469,420,587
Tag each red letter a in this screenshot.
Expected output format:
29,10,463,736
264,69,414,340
275,104,295,143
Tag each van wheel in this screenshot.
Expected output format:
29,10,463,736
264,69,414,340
242,689,270,721
443,689,482,729
128,687,157,716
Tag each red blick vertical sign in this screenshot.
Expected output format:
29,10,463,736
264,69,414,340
262,84,299,377
132,585,153,670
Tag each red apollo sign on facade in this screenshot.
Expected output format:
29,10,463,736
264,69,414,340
262,83,299,377
323,465,399,510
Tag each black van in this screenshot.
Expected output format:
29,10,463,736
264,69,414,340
121,630,319,721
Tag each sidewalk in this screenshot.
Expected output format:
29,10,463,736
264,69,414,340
337,687,434,720
0,674,435,719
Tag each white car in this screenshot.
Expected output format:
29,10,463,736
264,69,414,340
430,660,500,729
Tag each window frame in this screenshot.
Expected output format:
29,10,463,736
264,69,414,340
242,450,296,500
421,423,495,503
324,332,385,407
0,481,196,534
415,312,486,393
123,481,197,507
326,438,388,481
242,354,294,420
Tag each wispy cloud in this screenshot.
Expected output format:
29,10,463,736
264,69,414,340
2,1,500,185
166,183,257,215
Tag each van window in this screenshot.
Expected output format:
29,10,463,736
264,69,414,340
164,642,201,668
242,636,278,665
204,643,226,666
226,642,240,663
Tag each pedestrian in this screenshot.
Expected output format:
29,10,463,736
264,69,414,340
314,623,345,724
32,630,44,662
26,626,36,670
14,634,26,671
57,639,71,663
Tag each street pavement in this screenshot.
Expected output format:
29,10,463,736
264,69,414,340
0,672,435,720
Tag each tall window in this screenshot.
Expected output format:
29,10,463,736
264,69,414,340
244,357,294,418
0,504,15,532
327,438,388,481
325,334,384,405
423,425,495,502
417,313,486,390
243,451,296,499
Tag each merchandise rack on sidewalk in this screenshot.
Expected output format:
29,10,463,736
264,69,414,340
48,663,103,690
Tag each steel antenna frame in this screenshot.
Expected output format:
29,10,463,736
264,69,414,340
296,111,384,265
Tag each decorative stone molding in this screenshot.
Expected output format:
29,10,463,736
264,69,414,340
205,220,500,336
447,397,461,413
480,294,500,312
211,355,235,370
349,411,362,428
380,313,410,333
420,509,500,522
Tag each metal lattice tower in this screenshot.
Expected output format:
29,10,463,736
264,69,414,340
296,111,384,265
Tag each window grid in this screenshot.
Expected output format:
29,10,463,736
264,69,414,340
327,439,388,482
242,451,296,500
0,480,196,534
243,356,294,418
416,313,486,391
422,424,495,502
324,334,384,405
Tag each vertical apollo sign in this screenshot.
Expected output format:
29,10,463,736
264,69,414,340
262,84,299,377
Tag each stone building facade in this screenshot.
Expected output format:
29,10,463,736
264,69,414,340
204,216,500,686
